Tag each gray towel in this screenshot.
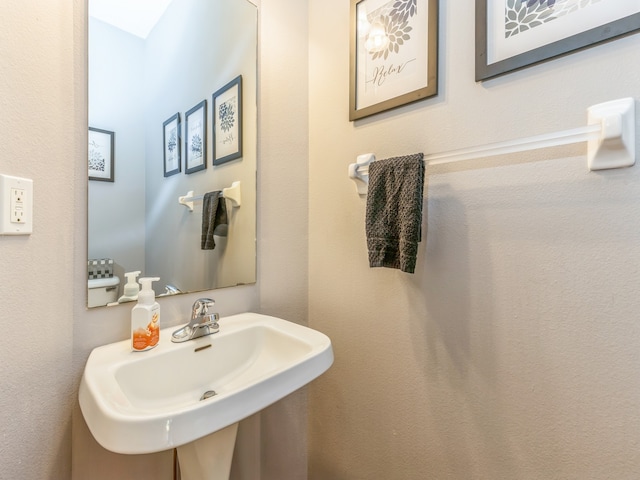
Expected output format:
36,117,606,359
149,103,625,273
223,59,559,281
201,191,228,250
365,153,425,273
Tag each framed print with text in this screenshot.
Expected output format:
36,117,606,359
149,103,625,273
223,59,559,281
350,0,438,121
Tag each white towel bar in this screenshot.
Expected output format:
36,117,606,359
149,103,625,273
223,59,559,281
178,181,242,211
349,98,636,194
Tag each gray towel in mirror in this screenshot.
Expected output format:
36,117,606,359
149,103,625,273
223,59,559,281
201,191,228,250
365,153,425,273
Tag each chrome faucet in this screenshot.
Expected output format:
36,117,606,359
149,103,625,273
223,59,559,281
171,298,220,343
164,284,182,295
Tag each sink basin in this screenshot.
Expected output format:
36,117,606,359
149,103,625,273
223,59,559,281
79,312,333,455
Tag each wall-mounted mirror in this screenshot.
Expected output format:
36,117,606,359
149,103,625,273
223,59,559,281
87,0,257,308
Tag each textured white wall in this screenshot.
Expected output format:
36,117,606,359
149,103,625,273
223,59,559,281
88,18,147,285
143,0,258,294
308,0,640,479
0,1,77,478
255,0,309,477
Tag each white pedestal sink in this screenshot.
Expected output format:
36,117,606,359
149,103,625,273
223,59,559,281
79,313,333,479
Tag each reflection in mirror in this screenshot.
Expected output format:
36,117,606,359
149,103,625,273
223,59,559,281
88,0,257,308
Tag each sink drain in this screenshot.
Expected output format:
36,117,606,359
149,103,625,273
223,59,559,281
200,390,217,401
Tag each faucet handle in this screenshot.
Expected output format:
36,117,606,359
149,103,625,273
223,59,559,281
192,298,215,319
172,298,219,343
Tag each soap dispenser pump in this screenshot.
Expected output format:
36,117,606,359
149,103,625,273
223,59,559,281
131,277,161,352
118,270,141,303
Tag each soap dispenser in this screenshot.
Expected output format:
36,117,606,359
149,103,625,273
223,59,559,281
118,270,141,303
131,277,161,352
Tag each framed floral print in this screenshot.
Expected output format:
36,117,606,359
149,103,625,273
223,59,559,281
212,75,243,166
349,0,438,120
185,100,207,174
163,113,181,177
476,0,640,81
88,127,114,182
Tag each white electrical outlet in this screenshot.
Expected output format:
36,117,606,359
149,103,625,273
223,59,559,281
11,188,25,223
0,174,33,235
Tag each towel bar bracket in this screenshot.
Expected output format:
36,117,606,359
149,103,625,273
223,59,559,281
178,190,197,211
348,153,375,195
587,97,635,171
178,181,242,211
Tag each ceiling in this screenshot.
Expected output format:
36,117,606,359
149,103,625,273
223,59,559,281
89,0,175,39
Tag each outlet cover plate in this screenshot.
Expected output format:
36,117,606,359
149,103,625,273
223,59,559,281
0,174,33,235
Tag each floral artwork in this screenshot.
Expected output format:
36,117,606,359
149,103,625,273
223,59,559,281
163,113,180,177
185,100,207,174
213,75,243,165
88,128,114,182
477,0,640,80
219,99,236,133
350,0,437,120
89,140,106,173
190,133,203,158
167,129,177,155
505,0,602,38
367,0,416,61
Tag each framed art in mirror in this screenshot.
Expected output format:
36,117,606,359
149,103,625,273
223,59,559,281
476,0,640,81
349,0,438,121
213,75,243,165
185,100,207,174
88,127,114,182
163,113,181,177
88,0,258,307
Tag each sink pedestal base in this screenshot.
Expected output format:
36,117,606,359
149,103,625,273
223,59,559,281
176,423,239,480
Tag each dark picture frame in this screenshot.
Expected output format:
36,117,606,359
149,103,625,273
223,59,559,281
88,127,115,182
212,75,243,166
349,0,438,121
163,113,181,177
476,1,640,81
185,100,207,174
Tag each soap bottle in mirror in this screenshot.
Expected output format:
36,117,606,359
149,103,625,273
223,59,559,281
131,277,161,352
118,270,141,303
